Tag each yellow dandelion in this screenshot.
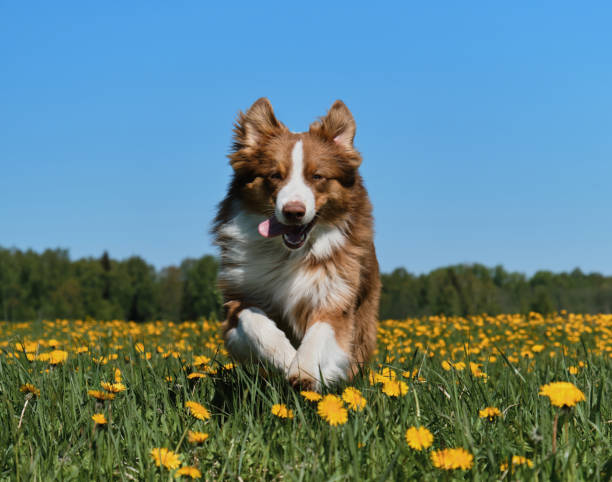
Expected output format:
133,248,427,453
539,381,585,408
368,367,396,384
568,366,579,375
342,387,366,411
185,401,211,420
114,368,122,383
317,394,348,426
48,350,68,364
381,380,408,397
92,413,107,425
135,343,145,353
223,362,235,370
176,466,202,478
187,431,209,443
20,383,40,397
442,360,466,371
301,390,322,402
193,355,211,366
500,455,534,472
431,447,474,470
88,389,115,401
479,406,501,421
101,381,126,393
150,447,181,469
271,404,294,419
187,372,207,379
405,426,434,451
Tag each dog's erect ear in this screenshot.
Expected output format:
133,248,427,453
310,100,356,150
232,98,284,152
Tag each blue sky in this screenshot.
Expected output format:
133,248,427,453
1,2,611,275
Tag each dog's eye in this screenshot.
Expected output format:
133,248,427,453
269,172,282,180
312,173,324,181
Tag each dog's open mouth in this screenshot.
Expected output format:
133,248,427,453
258,216,315,250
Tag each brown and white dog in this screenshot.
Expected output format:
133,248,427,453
213,98,380,391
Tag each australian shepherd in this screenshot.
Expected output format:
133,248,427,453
213,98,380,391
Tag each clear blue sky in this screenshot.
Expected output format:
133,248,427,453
1,2,611,275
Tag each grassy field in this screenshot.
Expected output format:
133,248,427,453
1,313,610,481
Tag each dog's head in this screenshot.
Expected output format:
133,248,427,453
229,98,363,250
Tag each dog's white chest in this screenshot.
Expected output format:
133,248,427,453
216,211,350,337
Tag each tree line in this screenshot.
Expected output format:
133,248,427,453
0,247,611,322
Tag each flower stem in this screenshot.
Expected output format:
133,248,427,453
552,410,559,454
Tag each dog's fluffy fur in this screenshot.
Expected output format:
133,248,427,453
213,98,380,391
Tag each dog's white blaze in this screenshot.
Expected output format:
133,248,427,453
225,307,296,373
287,321,350,389
276,140,315,224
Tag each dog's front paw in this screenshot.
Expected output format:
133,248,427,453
287,359,320,392
288,370,318,392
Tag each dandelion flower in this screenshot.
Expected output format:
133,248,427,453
48,350,68,364
114,368,122,383
539,382,585,408
431,448,474,470
88,389,115,401
405,426,433,450
368,367,396,384
317,394,348,426
342,387,366,411
176,466,202,478
442,360,466,371
500,455,534,472
20,383,40,397
301,390,322,402
92,413,107,425
101,381,126,393
382,380,408,397
187,431,209,443
568,366,579,375
479,406,501,421
271,404,294,419
150,447,181,469
185,401,211,420
193,355,210,366
187,372,207,380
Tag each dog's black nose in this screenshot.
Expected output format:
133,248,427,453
282,201,306,223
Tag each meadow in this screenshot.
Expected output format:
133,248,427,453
0,312,610,481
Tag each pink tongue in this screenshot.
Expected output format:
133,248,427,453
258,216,292,238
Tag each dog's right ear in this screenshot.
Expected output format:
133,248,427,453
231,98,285,156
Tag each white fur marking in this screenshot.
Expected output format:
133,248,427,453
225,308,296,373
216,206,353,340
310,224,346,260
276,140,316,224
287,321,350,390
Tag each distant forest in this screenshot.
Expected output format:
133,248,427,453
1,247,611,322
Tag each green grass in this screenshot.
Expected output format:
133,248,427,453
0,316,610,481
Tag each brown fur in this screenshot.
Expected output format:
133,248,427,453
214,98,380,387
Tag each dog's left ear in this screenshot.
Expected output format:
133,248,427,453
310,100,357,150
